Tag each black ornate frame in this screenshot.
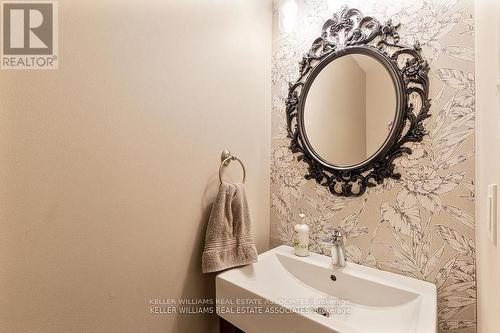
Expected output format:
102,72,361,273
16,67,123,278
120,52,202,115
286,6,431,197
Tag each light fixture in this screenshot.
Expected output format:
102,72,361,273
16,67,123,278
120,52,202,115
279,0,298,33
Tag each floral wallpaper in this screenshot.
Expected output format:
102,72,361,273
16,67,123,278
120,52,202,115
270,0,475,331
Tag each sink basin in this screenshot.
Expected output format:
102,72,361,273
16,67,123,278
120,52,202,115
216,245,436,333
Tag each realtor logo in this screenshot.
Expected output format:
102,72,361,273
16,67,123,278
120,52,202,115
1,0,58,69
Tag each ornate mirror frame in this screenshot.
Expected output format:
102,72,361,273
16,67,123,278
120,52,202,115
286,6,431,197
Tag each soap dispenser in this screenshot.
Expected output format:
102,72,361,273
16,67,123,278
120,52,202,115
293,213,310,257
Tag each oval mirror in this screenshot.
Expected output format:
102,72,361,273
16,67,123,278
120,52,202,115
303,52,398,168
287,7,431,197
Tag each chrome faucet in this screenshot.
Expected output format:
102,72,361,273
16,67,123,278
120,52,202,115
323,229,346,268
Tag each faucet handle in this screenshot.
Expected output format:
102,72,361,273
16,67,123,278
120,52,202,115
322,228,343,246
331,229,343,244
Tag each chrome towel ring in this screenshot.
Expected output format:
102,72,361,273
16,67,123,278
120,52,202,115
219,149,246,185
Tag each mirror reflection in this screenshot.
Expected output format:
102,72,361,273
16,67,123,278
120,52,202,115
303,53,397,167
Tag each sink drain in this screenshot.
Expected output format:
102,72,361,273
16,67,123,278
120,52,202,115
314,307,330,317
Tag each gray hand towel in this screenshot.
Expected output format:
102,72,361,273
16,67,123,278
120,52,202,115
202,182,258,273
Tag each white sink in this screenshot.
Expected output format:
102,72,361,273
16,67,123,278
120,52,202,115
216,245,436,333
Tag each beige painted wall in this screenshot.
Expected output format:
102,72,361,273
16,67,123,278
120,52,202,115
475,1,500,331
304,55,366,165
0,1,272,333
